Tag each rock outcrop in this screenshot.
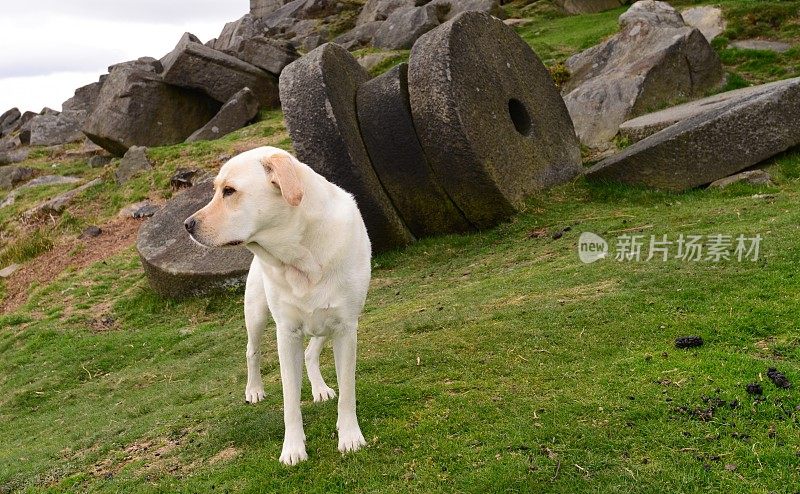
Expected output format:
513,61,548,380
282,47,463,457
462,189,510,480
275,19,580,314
186,87,260,142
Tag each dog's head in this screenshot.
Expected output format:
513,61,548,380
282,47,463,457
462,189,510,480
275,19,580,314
184,147,305,248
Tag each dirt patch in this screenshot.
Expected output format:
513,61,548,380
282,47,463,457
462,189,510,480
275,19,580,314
0,217,141,313
207,446,240,465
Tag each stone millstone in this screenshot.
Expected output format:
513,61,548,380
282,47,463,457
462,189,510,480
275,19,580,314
357,63,472,237
137,180,253,298
408,11,582,229
280,43,414,253
586,78,800,191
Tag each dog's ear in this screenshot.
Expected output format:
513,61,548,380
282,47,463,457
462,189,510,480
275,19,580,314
261,154,304,206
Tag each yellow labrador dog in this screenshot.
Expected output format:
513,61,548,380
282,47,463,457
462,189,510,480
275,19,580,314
184,146,370,465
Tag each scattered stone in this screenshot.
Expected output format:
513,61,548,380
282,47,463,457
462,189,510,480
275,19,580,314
767,367,791,389
84,57,221,156
88,155,113,168
0,166,35,190
170,169,199,189
0,264,19,278
228,37,299,75
675,335,704,349
0,108,21,136
161,32,279,108
554,0,625,14
25,178,102,217
116,146,153,184
562,0,724,147
409,12,582,229
709,170,773,189
745,383,763,395
133,204,161,219
280,43,414,252
17,175,81,190
373,4,441,50
80,225,103,238
0,148,29,165
29,111,86,146
186,87,260,142
357,63,472,237
118,200,154,218
586,78,800,191
681,6,726,41
136,180,253,298
730,40,793,53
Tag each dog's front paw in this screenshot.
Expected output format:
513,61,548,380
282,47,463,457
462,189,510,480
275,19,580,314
338,425,366,453
279,438,308,466
311,384,336,403
245,385,266,404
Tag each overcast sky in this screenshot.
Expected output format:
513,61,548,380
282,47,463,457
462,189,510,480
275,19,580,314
0,0,249,113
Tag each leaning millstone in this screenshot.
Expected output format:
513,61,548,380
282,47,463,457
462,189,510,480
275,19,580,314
586,79,800,191
84,58,221,156
408,11,582,229
373,4,440,50
280,43,414,252
618,78,800,143
186,87,260,142
137,180,253,298
161,33,279,108
116,146,153,184
357,63,472,237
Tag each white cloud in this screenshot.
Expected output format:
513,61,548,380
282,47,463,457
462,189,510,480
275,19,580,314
0,0,249,112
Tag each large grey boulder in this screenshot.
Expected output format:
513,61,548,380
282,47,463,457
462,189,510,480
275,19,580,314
227,36,298,75
16,111,38,144
562,0,724,147
251,0,290,17
357,63,472,237
357,0,418,25
0,148,29,165
161,33,279,108
83,57,221,156
116,146,152,184
62,80,104,113
186,87,260,142
0,108,21,136
29,111,86,146
210,14,264,52
554,0,625,14
409,12,582,229
681,6,726,41
618,78,797,142
373,5,441,50
0,166,34,190
280,43,414,253
137,180,253,298
586,78,800,191
332,21,384,50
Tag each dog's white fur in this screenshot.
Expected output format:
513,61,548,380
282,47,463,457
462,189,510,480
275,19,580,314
186,146,370,465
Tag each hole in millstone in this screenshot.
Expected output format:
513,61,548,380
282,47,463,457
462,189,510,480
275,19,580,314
508,98,532,137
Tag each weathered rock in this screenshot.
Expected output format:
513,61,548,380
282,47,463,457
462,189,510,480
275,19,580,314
62,81,104,113
280,43,414,252
0,148,29,165
136,180,253,298
25,178,102,217
586,78,800,191
618,78,797,142
428,0,504,21
0,108,21,136
0,264,19,278
83,57,221,156
133,204,161,219
116,146,152,184
333,21,384,50
17,111,38,145
357,63,472,237
373,5,441,50
409,12,582,229
170,169,199,189
730,39,793,53
554,0,625,14
0,134,21,151
118,200,156,219
357,0,418,25
186,87,260,142
18,175,81,189
29,111,86,146
681,6,725,41
709,170,773,189
161,33,279,108
88,155,113,168
251,0,289,17
0,166,34,190
227,36,299,75
562,0,724,147
211,14,265,52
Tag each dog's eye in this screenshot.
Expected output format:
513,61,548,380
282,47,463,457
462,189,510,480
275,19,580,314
222,186,236,197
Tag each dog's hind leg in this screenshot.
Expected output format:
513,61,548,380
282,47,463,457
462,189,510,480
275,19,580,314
244,261,268,404
305,337,336,403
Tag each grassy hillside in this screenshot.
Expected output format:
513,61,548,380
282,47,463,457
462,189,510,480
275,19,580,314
3,1,800,492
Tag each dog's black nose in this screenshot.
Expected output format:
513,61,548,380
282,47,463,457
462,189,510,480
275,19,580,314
184,218,196,234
